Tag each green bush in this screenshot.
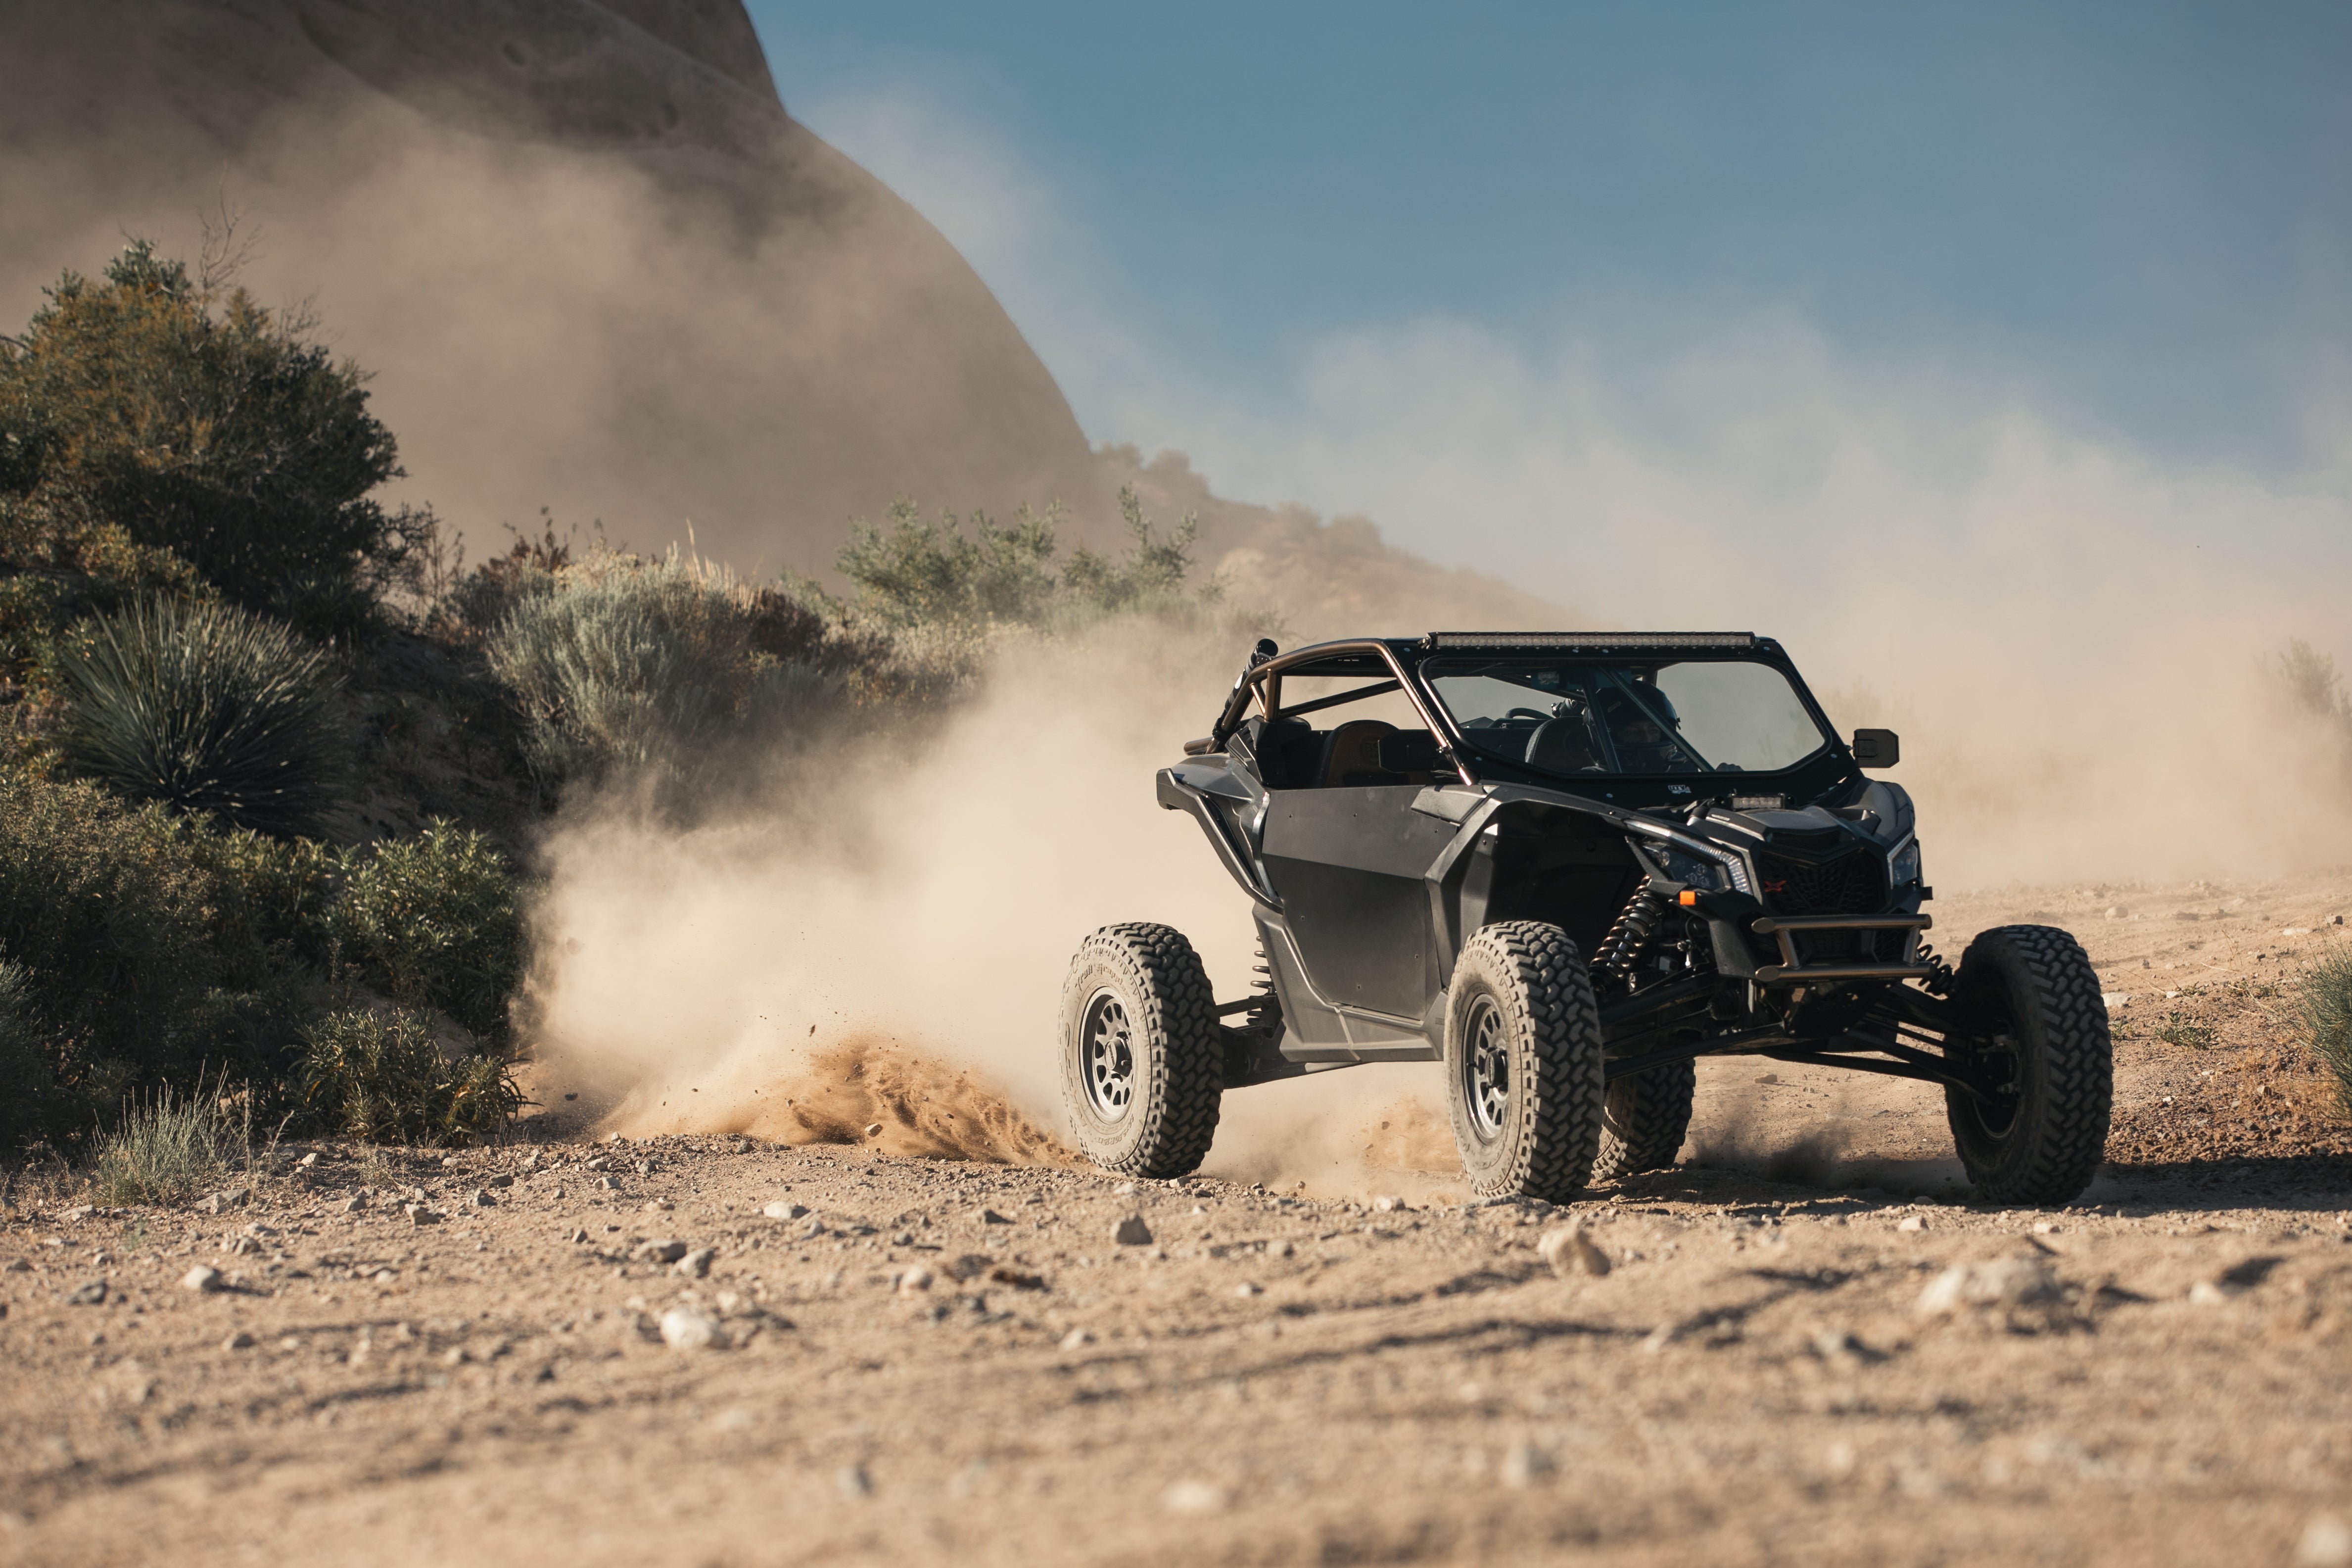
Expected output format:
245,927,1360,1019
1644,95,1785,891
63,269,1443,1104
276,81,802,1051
2300,950,2352,1115
485,549,825,785
296,1006,518,1146
0,770,346,1150
188,827,339,976
839,487,1216,630
56,594,346,835
0,241,429,628
838,499,1062,627
330,822,523,1043
0,958,70,1152
89,1082,246,1204
0,771,221,1127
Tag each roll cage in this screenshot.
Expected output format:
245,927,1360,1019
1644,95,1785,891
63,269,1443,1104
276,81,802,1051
1193,633,1865,813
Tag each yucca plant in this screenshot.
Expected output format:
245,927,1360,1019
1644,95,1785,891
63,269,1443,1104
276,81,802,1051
57,594,345,835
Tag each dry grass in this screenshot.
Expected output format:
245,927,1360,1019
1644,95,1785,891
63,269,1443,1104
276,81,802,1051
2299,950,2352,1115
89,1083,247,1204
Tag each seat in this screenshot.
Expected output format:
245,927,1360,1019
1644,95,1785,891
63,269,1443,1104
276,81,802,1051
1317,719,1399,787
1527,713,1602,772
1243,715,1318,788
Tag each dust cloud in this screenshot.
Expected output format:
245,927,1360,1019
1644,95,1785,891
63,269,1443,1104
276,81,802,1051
528,628,1248,1153
525,624,1530,1192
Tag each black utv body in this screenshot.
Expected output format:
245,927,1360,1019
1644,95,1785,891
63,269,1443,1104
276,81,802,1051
1060,633,2112,1206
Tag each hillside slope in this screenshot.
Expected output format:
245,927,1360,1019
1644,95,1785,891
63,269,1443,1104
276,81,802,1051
0,0,1109,573
0,0,1573,630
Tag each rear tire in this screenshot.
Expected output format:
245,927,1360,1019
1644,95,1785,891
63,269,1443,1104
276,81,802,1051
1059,923,1223,1178
1443,922,1606,1201
1943,925,2112,1206
1592,1057,1696,1180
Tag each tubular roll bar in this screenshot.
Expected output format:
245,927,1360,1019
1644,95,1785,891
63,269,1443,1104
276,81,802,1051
1749,913,1933,986
1214,639,1480,789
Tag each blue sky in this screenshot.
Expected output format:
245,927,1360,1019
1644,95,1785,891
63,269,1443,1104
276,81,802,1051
739,3,2350,694
748,2,2349,468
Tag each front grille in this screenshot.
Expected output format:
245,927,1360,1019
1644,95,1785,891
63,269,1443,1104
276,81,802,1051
1754,846,1886,964
1755,847,1882,914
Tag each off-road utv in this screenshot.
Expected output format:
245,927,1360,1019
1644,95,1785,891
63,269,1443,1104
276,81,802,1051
1059,633,2111,1206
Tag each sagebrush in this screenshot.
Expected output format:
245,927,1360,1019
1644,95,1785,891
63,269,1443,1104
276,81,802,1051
485,549,831,787
839,486,1224,630
0,771,224,1135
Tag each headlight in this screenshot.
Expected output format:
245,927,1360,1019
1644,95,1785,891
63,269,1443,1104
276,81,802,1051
1888,836,1923,888
1655,844,1734,892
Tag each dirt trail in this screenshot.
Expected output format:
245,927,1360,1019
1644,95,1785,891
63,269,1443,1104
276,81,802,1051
4,878,2351,1567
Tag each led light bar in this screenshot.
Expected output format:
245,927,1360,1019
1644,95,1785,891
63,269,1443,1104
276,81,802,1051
1423,631,1756,651
1730,794,1788,810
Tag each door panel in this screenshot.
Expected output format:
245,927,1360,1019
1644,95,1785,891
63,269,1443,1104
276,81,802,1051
1260,786,1457,1018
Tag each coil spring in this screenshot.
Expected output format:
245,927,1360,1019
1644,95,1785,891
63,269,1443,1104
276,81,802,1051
1595,887,1668,977
1914,939,1957,995
1245,946,1282,1032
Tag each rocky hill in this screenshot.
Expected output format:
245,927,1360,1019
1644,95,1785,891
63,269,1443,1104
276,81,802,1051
0,0,1103,571
0,0,1567,628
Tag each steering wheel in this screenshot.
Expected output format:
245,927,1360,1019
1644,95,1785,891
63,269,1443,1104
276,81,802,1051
1502,707,1556,724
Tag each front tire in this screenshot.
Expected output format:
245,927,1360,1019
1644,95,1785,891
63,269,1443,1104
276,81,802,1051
1443,922,1607,1201
1059,923,1224,1178
1943,925,2112,1206
1592,1057,1696,1180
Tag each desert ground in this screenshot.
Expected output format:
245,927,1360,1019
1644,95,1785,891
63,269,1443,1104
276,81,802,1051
5,876,2352,1568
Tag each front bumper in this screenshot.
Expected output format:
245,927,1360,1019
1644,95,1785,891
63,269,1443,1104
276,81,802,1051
1749,912,1933,985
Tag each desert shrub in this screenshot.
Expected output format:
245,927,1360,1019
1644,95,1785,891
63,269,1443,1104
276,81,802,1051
427,511,578,643
1060,487,1215,616
838,499,1062,627
188,827,340,975
89,1082,247,1204
0,770,347,1149
55,594,345,835
2299,950,2352,1115
330,822,523,1043
840,487,1218,631
0,240,429,628
0,771,222,1138
296,1006,518,1146
0,958,69,1152
485,549,826,784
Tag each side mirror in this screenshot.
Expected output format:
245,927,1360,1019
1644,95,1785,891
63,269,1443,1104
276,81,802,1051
1851,728,1900,769
1376,730,1441,772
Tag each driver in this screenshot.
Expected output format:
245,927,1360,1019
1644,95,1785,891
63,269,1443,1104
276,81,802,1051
1597,680,1692,771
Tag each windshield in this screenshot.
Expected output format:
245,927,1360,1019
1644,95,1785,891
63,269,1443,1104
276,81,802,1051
1423,658,1833,777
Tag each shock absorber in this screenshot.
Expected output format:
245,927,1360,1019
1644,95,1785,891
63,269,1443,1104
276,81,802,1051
1595,886,1668,980
1244,943,1282,1035
1914,939,1957,996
